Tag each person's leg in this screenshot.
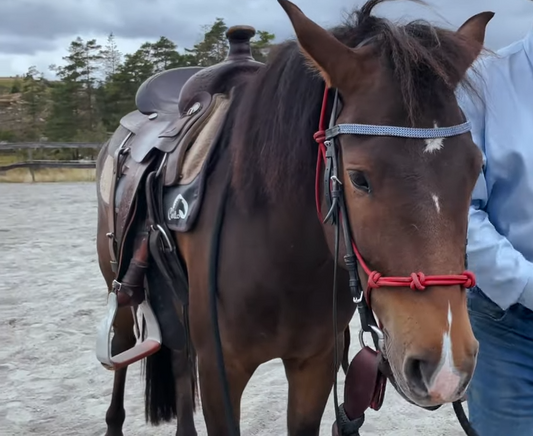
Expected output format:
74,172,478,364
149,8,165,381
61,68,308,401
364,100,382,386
466,286,533,436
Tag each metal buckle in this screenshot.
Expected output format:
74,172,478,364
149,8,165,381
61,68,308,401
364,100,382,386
331,175,342,185
111,279,121,292
95,291,162,370
359,325,385,354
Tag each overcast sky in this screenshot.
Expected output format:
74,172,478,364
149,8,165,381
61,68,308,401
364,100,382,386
1,0,532,78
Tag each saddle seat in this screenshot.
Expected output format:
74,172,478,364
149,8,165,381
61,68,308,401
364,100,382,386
135,66,204,115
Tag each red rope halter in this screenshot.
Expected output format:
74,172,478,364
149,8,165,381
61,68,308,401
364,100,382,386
314,87,476,304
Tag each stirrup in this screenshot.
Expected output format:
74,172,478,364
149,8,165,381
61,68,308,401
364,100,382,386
95,291,162,370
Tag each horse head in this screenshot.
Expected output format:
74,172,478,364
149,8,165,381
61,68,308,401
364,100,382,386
279,0,493,408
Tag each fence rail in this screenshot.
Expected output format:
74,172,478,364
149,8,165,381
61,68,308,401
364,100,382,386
0,142,102,151
0,160,96,172
0,143,101,181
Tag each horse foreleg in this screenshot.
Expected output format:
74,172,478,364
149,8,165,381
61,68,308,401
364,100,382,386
172,348,198,436
104,308,136,436
197,350,256,436
283,343,342,436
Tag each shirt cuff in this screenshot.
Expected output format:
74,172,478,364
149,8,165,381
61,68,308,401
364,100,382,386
517,277,533,312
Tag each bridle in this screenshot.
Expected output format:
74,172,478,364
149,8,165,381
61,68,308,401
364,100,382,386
314,86,476,313
314,85,478,435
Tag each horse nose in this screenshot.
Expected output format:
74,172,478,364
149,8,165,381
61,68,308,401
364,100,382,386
404,356,439,394
403,352,471,402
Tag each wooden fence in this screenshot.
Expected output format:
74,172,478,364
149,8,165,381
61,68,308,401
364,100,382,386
0,160,97,171
0,142,103,182
0,142,102,151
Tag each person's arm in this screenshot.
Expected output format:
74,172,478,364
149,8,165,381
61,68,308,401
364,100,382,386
458,76,533,310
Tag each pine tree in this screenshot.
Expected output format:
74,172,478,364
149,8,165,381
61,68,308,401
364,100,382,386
99,32,122,80
150,37,183,72
10,76,22,93
251,31,276,63
14,21,277,142
46,37,104,140
20,66,48,140
186,18,276,65
186,18,229,66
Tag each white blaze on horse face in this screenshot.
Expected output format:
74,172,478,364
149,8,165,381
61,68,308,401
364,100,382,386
427,303,461,401
431,194,440,213
424,122,444,153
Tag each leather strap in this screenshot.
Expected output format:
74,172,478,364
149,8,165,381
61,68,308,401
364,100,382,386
343,346,383,419
145,168,190,306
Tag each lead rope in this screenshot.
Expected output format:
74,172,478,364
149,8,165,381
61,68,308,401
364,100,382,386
332,209,343,428
451,237,479,436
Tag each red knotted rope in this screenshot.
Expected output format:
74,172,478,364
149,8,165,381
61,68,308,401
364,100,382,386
314,86,476,304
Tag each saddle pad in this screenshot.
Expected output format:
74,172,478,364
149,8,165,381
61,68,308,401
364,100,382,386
180,95,231,185
163,94,232,233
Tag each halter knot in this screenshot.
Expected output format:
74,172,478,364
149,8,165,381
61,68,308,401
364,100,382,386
367,271,382,289
463,271,476,288
410,272,426,290
313,130,326,144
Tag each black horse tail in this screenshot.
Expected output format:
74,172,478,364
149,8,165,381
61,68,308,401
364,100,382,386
143,343,198,425
143,346,177,424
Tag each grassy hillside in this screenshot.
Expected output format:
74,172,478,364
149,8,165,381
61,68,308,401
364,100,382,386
0,77,16,86
0,76,19,95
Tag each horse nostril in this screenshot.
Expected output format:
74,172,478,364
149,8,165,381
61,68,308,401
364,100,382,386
403,356,437,394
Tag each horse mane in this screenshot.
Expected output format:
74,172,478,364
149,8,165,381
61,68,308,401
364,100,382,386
228,0,482,207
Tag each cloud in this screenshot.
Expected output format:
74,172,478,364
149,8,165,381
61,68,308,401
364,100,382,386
0,0,531,76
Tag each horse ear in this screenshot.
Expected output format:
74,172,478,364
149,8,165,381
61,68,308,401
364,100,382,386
456,11,495,60
277,0,373,89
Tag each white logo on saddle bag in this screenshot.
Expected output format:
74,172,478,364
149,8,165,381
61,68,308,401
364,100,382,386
168,194,189,221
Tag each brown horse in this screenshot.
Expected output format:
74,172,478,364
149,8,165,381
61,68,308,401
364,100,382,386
95,0,493,435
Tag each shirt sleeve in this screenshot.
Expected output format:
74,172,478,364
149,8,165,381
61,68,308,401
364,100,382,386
458,76,533,311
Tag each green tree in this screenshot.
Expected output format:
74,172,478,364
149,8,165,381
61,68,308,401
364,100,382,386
20,66,49,140
10,76,22,93
98,46,156,130
17,21,278,142
150,36,184,72
186,18,229,66
186,18,276,66
99,32,122,79
46,37,105,140
99,36,194,130
251,30,276,63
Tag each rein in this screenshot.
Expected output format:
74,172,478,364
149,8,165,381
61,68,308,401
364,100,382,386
313,86,479,436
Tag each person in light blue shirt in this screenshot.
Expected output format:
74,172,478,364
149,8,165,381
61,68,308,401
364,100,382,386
457,26,533,436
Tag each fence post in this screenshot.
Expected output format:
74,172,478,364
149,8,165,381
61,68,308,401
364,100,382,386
28,148,35,182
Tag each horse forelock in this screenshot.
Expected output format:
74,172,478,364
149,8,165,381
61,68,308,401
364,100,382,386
226,0,483,209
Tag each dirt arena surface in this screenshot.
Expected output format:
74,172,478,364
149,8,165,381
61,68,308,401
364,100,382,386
0,182,468,435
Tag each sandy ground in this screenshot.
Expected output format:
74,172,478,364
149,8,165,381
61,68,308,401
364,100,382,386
0,182,468,436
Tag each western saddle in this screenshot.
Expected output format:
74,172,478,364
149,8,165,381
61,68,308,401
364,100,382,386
95,25,264,370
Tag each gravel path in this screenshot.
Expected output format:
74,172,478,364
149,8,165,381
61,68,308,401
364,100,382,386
0,182,467,435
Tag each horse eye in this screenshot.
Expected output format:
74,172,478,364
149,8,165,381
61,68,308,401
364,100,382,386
348,170,371,193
